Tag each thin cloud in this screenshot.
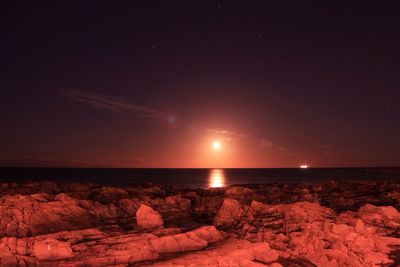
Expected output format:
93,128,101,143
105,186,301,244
259,138,274,148
207,129,276,150
62,89,160,117
207,129,249,141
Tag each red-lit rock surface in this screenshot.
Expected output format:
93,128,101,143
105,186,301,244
0,180,398,266
136,204,164,229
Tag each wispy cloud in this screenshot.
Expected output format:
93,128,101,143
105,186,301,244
258,138,274,148
207,129,249,141
62,89,160,117
207,129,276,150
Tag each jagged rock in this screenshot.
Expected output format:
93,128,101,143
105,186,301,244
0,226,223,266
318,180,400,213
115,198,140,217
0,237,31,266
136,204,164,229
214,198,246,228
89,187,129,204
163,195,191,212
225,186,255,203
192,195,224,223
0,180,399,266
0,193,134,238
359,204,399,220
338,203,400,236
286,220,400,266
255,201,336,234
217,200,336,239
149,195,191,220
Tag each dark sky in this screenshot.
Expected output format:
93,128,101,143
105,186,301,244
1,1,399,167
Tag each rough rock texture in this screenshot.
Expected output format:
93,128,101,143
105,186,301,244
215,199,400,266
338,204,400,236
89,187,130,204
31,238,73,261
0,193,139,238
0,180,398,266
150,239,280,266
0,225,223,266
136,204,164,229
213,198,245,228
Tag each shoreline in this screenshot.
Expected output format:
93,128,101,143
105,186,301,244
0,180,399,266
0,167,399,189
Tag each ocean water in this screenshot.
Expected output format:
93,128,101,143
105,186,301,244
0,167,399,189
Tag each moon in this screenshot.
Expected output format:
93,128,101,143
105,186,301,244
212,141,221,150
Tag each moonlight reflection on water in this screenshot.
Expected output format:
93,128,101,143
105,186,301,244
208,169,226,188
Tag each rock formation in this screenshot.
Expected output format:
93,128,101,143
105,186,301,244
0,180,398,266
136,204,164,229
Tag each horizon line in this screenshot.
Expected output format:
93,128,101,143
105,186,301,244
0,166,399,169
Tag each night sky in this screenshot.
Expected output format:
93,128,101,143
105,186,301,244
1,1,399,168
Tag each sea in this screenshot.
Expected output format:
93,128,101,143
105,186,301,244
0,167,399,189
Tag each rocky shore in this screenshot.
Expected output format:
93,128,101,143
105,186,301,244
0,180,399,266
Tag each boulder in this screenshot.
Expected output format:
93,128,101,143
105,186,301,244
149,226,222,254
136,204,164,229
0,180,399,266
214,198,246,228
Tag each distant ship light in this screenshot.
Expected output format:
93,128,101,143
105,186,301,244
300,165,309,169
